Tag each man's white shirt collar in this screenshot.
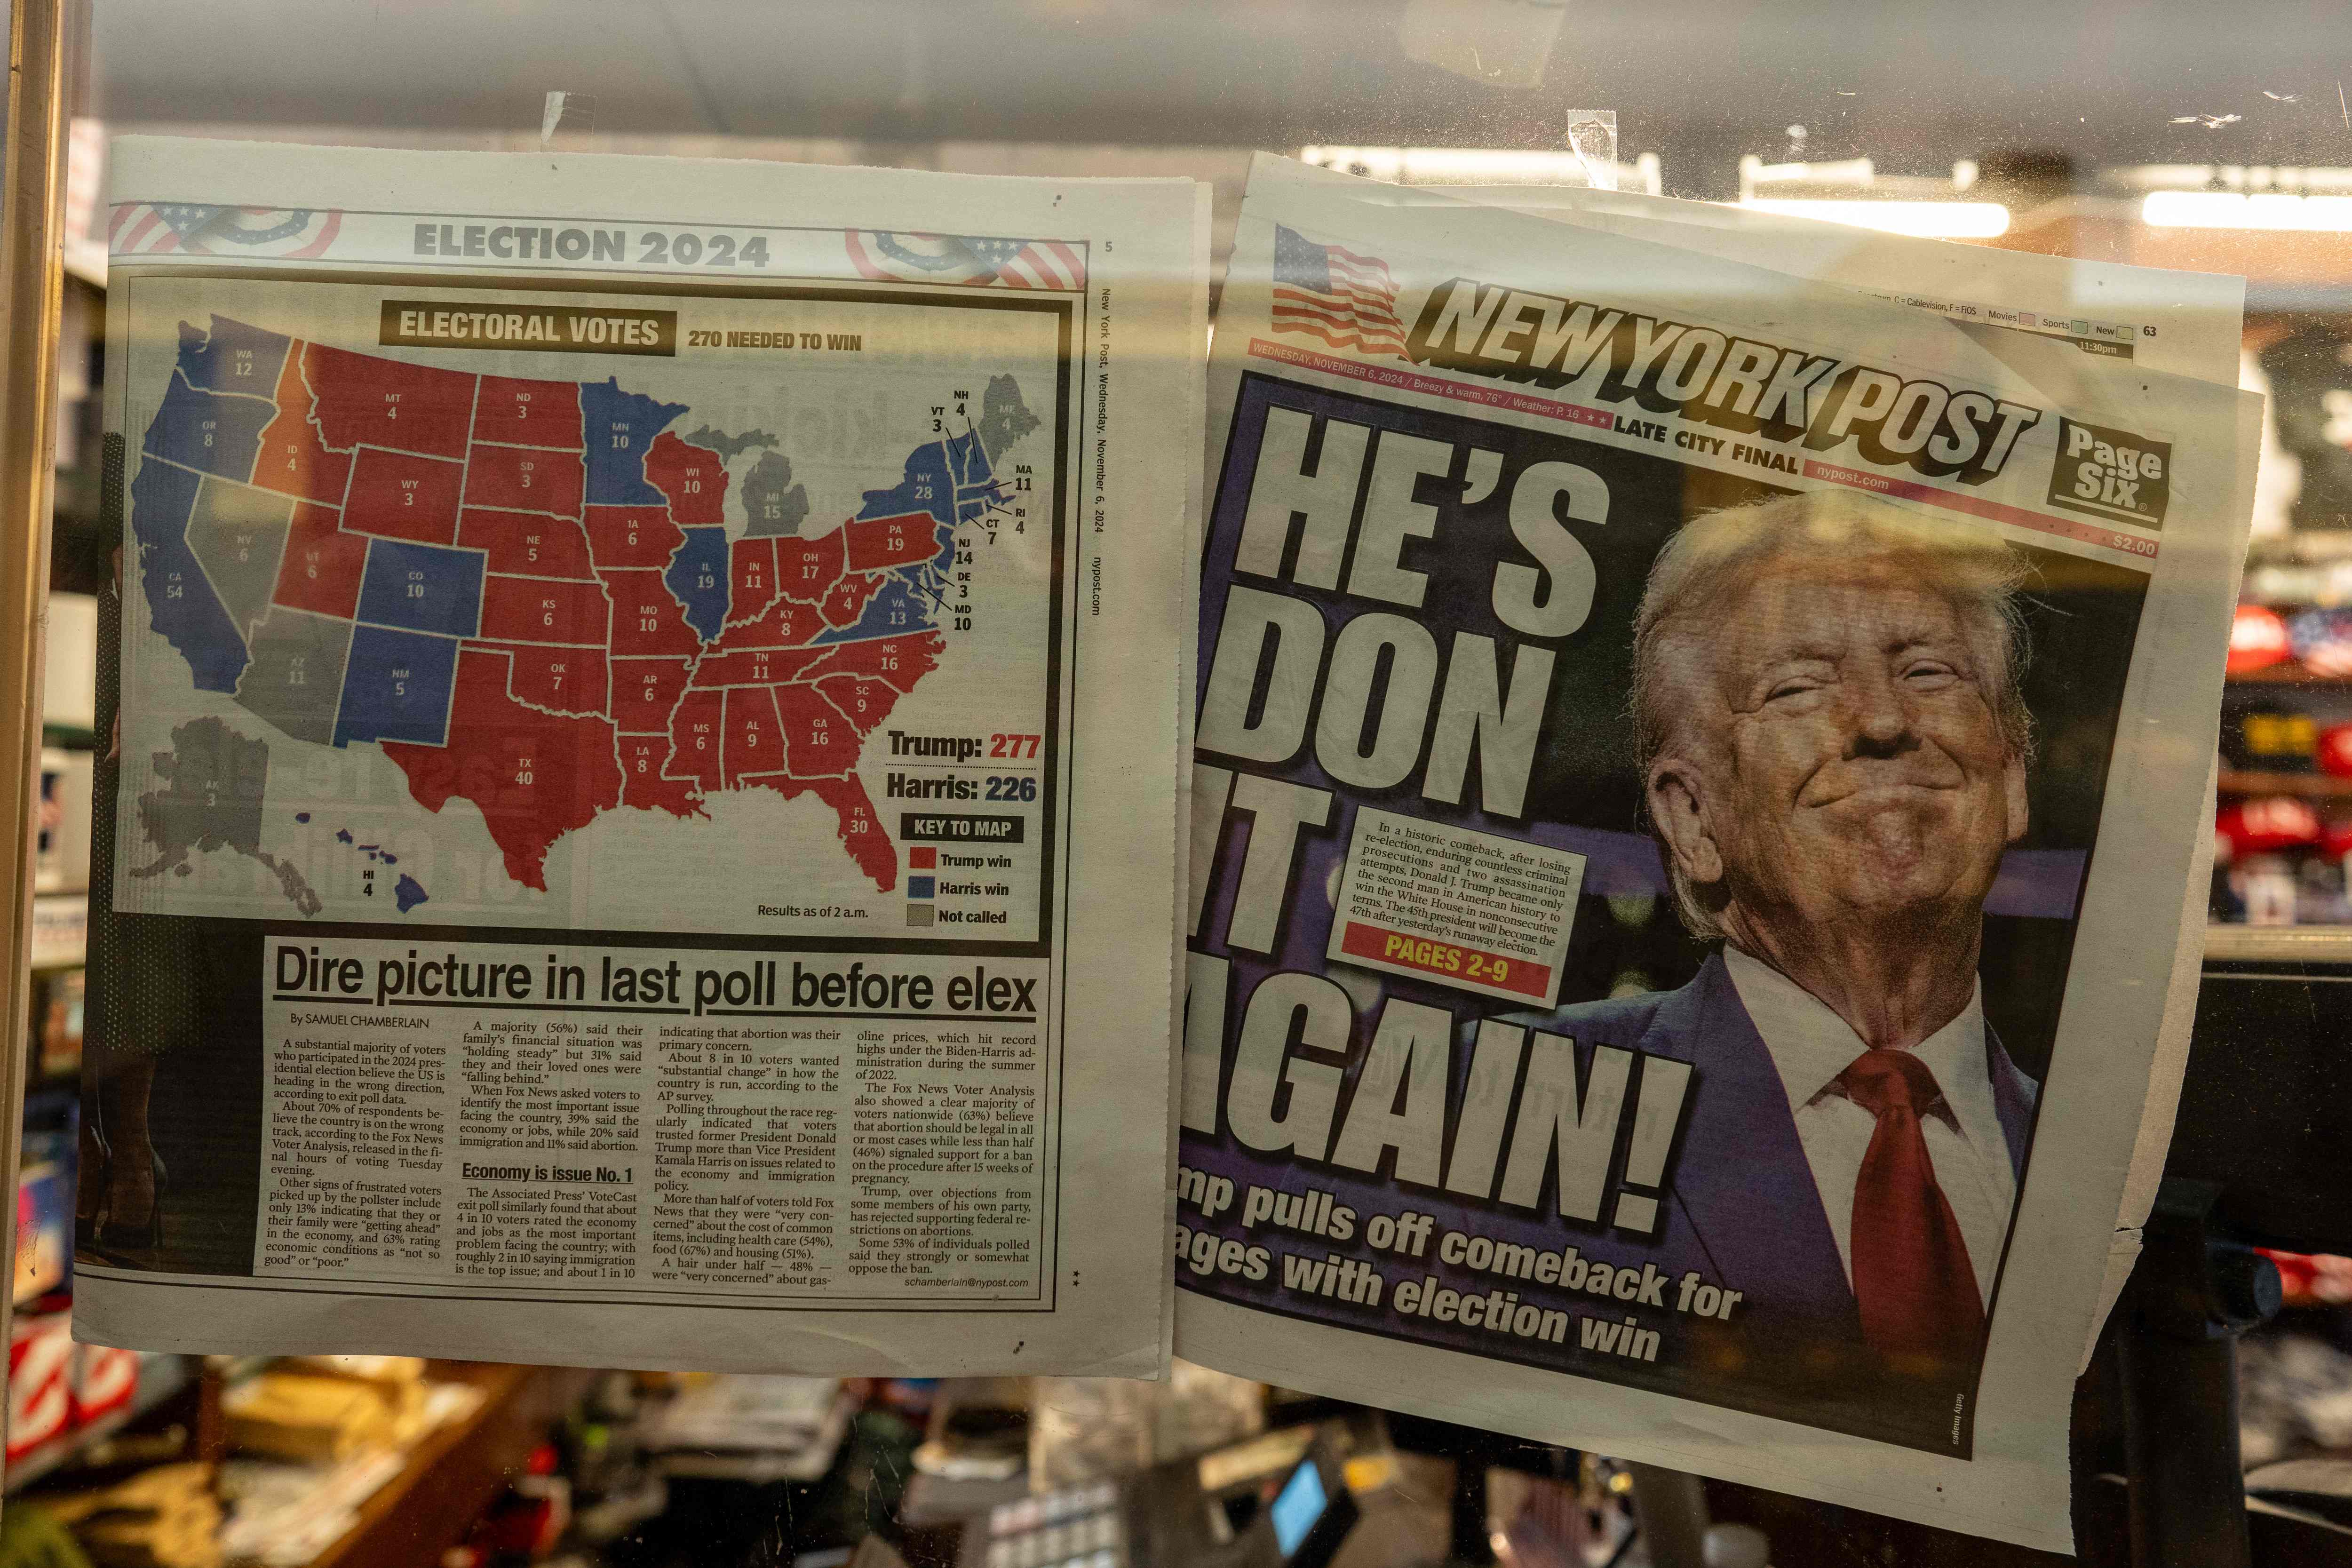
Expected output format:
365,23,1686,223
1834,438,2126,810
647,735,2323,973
1720,944,2015,1300
1721,945,1997,1133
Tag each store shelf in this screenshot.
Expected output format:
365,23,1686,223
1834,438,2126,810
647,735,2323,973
2227,665,2352,686
4,1353,191,1494
2207,924,2352,964
2217,770,2352,797
308,1361,591,1568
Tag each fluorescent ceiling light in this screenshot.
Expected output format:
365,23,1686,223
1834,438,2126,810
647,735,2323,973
1737,198,2011,239
2141,190,2352,231
1302,145,1621,187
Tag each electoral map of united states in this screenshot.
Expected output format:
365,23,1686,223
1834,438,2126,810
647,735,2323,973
129,312,1035,900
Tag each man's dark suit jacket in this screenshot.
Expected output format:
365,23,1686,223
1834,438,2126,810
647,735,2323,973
1522,952,2039,1445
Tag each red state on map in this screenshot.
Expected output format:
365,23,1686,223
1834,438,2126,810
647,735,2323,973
477,643,606,717
808,631,945,694
465,443,587,518
480,575,610,645
343,449,463,544
712,594,830,652
381,647,621,891
664,690,724,788
270,504,370,620
619,733,700,818
818,571,885,630
458,508,596,579
303,342,476,459
805,775,896,889
691,646,831,689
644,431,727,527
772,532,846,604
772,681,858,778
602,570,702,657
250,349,353,504
611,657,692,730
584,506,685,570
732,774,898,889
845,510,940,573
728,538,781,623
473,375,585,449
721,687,785,785
816,671,913,739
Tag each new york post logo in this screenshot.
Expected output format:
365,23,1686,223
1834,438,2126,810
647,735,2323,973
2047,416,2171,529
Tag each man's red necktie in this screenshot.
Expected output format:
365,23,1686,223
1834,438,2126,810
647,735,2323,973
1836,1047,1986,1369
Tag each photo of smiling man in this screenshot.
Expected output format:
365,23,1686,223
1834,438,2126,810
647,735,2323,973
1525,489,2037,1395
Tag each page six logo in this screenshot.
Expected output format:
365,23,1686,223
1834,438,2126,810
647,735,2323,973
2047,416,2170,529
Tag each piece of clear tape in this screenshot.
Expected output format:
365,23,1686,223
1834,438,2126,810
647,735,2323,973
1562,111,1620,191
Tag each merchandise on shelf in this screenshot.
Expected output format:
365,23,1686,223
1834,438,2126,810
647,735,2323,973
2225,705,2319,772
280,1354,424,1387
15,1134,73,1303
2239,1331,2352,1469
2260,325,2352,535
74,1340,142,1427
2291,608,2352,677
32,747,92,895
29,893,87,970
2243,558,2352,610
5,1304,148,1475
2319,725,2352,778
461,1443,571,1560
2213,588,2352,923
2218,797,2324,856
2260,1250,2352,1308
222,1367,433,1464
8,1305,74,1465
42,591,98,733
2231,603,2294,672
31,966,84,1078
2213,797,2346,925
46,1460,222,1568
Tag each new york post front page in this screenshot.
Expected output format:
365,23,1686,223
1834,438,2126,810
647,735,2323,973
1333,156,2252,1354
1172,156,2257,1549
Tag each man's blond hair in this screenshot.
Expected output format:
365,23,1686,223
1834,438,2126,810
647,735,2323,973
1630,489,2034,940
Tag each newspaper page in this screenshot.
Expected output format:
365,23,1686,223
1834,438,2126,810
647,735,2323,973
1449,177,2249,384
1281,159,2251,1362
76,136,1206,1377
1173,155,2256,1548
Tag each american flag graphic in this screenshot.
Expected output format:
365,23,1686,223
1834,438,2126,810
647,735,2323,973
109,203,342,259
846,230,1085,291
1269,225,1410,358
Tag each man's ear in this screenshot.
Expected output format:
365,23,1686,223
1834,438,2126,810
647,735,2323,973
2003,748,2029,845
1647,753,1724,888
